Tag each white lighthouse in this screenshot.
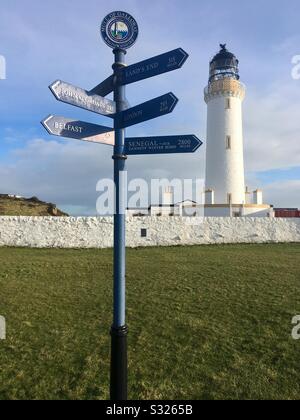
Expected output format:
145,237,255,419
204,45,272,217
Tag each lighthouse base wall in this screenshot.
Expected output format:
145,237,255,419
204,204,272,218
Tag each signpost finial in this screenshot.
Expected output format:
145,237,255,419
101,11,139,50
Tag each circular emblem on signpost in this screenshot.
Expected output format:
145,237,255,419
101,11,139,50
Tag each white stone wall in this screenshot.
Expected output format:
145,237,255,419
0,216,299,248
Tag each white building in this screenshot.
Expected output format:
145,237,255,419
204,44,272,217
127,188,201,217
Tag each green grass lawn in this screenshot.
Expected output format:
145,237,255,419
0,244,299,400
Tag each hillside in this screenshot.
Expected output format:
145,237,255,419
0,194,69,216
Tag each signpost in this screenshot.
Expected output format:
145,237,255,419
42,10,203,401
125,135,202,155
42,115,114,145
116,92,178,129
90,75,114,97
49,80,116,116
118,48,189,86
90,48,188,96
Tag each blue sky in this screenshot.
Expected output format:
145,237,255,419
0,0,299,214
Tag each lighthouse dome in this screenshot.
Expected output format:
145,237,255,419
209,44,239,83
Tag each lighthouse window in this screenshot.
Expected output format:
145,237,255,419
226,136,231,149
226,98,231,109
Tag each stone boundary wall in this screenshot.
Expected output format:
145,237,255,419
0,216,299,248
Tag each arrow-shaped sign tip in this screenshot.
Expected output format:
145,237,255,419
48,80,61,99
41,115,53,134
169,92,179,111
178,48,189,65
192,135,203,152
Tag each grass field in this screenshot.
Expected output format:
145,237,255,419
0,244,299,400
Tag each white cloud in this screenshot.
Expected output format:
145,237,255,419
0,138,113,214
1,135,298,215
243,83,300,172
263,179,300,208
0,0,299,214
0,137,205,215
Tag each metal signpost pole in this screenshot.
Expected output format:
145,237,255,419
42,10,202,401
111,47,128,401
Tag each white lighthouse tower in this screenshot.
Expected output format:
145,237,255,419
204,45,271,217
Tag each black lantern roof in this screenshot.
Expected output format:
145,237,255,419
209,44,240,83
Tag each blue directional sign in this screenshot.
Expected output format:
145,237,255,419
124,135,202,155
116,93,178,129
90,75,114,97
118,48,189,86
90,49,188,96
41,115,114,145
